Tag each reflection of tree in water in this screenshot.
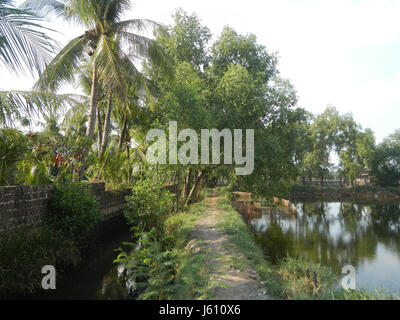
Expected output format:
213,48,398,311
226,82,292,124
96,265,132,300
251,201,400,274
253,216,292,265
369,203,400,259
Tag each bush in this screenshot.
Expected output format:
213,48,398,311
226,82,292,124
124,178,174,239
0,128,27,186
275,256,337,299
45,182,102,244
115,228,181,300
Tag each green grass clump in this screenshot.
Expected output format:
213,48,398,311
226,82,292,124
165,199,209,248
174,247,215,300
275,256,337,299
321,288,398,300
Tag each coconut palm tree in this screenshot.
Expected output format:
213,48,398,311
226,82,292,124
75,45,153,160
22,0,168,140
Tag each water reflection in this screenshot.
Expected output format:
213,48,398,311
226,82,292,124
247,201,400,292
29,216,134,300
96,265,134,300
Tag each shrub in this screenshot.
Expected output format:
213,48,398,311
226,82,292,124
124,178,174,239
275,256,337,299
45,182,102,244
0,128,27,186
115,228,181,300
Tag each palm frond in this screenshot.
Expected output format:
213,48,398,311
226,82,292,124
113,18,161,34
34,34,87,91
106,0,132,22
0,1,59,75
61,95,90,132
0,89,86,126
118,54,158,97
21,0,85,26
20,0,67,17
96,34,126,98
119,31,171,71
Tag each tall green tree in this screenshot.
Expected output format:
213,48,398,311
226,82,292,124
372,130,400,187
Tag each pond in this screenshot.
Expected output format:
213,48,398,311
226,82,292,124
246,201,400,293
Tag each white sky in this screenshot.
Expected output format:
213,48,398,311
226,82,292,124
2,0,400,142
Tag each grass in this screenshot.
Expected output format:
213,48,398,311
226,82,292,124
165,193,209,248
215,186,399,300
161,189,216,300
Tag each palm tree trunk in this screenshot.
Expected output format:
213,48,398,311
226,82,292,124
97,106,103,156
100,93,112,158
86,62,99,138
119,115,127,149
126,143,130,160
80,62,98,180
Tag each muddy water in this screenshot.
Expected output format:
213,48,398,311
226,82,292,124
244,201,400,293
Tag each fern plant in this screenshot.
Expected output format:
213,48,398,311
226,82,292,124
114,228,180,300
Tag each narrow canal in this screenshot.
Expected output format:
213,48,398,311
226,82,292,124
29,215,134,300
245,200,400,294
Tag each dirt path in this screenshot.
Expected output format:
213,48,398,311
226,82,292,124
190,191,271,300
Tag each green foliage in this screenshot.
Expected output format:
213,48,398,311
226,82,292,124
298,106,378,186
274,256,337,299
165,199,208,247
115,228,181,300
0,128,27,185
45,182,102,243
0,181,105,298
115,190,211,300
124,176,174,238
169,9,211,70
211,26,278,83
372,130,400,187
0,226,79,298
322,288,398,300
174,248,214,300
16,160,52,185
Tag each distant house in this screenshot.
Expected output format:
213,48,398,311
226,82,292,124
356,171,374,186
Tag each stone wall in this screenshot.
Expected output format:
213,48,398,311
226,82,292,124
0,182,129,232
